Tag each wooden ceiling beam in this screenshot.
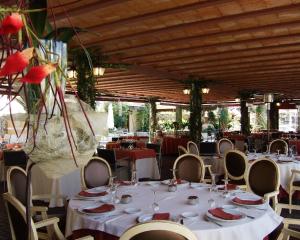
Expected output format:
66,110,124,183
85,3,300,49
155,47,300,69
84,0,233,34
53,0,131,21
103,20,300,54
97,81,183,87
141,43,300,66
121,33,300,62
172,58,300,74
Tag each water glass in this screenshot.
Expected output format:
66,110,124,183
131,170,138,186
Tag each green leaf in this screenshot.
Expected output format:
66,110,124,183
28,0,47,38
44,27,85,43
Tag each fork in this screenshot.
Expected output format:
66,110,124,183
205,217,222,227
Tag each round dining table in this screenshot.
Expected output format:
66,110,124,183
65,182,282,240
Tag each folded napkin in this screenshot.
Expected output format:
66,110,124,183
208,208,242,220
218,184,237,191
115,180,132,186
233,197,263,205
176,179,182,184
152,213,170,220
83,204,115,214
78,190,107,197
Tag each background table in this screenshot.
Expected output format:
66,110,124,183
66,183,282,240
30,159,81,207
115,148,160,180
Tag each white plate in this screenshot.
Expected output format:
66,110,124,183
190,183,209,189
124,207,141,214
145,181,161,187
78,204,115,216
137,214,153,223
231,196,265,207
206,208,246,222
161,179,189,187
99,195,111,203
181,212,198,218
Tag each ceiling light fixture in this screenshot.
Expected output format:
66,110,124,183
202,88,210,94
183,88,190,95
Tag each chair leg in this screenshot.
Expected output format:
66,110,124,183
289,189,294,214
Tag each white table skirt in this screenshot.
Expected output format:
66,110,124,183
135,157,160,180
65,184,282,239
30,159,81,208
205,154,300,190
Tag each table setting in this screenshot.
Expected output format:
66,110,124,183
65,179,282,240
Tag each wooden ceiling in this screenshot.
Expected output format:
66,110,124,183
49,0,300,103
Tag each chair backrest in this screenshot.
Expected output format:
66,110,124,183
3,150,28,167
217,138,234,155
97,148,116,169
187,141,199,155
269,139,288,154
173,153,205,183
224,150,247,181
178,145,188,156
81,157,112,189
7,166,28,206
119,220,197,240
3,192,37,240
247,158,280,197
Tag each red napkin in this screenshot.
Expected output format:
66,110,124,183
176,179,182,184
78,191,107,197
152,213,170,220
233,197,264,205
115,180,132,186
208,208,242,220
83,204,115,214
218,184,237,191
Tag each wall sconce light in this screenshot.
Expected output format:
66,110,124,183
235,98,240,102
276,102,281,107
202,88,210,94
183,88,190,95
93,66,105,77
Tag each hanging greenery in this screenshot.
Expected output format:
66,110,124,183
238,90,256,136
73,49,96,110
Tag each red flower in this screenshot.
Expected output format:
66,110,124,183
20,64,56,84
0,48,34,76
0,13,24,35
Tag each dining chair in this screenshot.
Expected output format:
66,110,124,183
288,169,300,213
224,150,247,188
187,141,199,155
6,166,67,239
3,192,93,240
217,138,234,156
178,145,188,156
246,158,280,210
268,139,288,155
119,220,197,240
81,156,112,190
276,203,300,240
173,153,205,183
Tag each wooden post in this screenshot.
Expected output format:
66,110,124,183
149,98,157,137
269,102,279,130
176,106,182,125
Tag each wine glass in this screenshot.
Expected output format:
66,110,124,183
222,178,230,198
277,149,280,160
208,173,217,208
109,176,118,203
131,170,138,186
151,187,159,213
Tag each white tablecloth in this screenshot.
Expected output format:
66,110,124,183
30,159,82,207
65,183,282,239
204,154,300,190
135,157,160,180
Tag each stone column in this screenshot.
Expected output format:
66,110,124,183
189,81,202,144
240,99,250,136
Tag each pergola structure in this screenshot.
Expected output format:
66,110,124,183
2,0,300,104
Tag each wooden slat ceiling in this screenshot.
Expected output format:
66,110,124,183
49,0,300,103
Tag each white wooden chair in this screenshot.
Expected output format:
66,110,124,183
268,139,288,155
178,145,188,156
217,138,234,156
246,158,280,211
288,169,300,213
3,192,93,240
173,153,205,183
81,156,112,190
119,220,197,240
187,141,199,155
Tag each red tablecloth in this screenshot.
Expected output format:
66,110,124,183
161,136,189,155
106,141,146,150
115,148,156,161
289,140,300,155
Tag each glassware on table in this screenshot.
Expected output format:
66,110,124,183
277,149,280,160
131,170,138,186
151,186,160,213
210,173,217,192
109,176,119,203
222,178,230,198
